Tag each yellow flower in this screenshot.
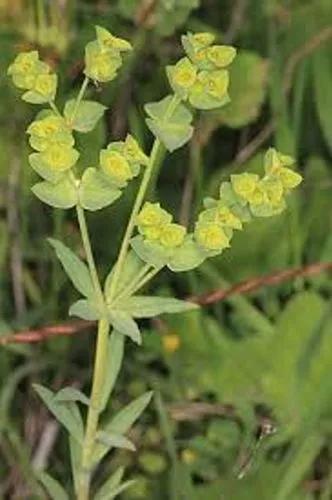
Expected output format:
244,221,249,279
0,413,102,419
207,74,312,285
141,225,162,241
7,51,39,76
33,74,57,100
204,70,229,99
85,41,122,82
41,145,79,171
137,202,172,228
261,177,284,206
231,173,260,201
100,150,133,184
181,449,197,464
171,57,197,89
159,223,186,248
207,45,237,68
163,333,181,353
195,222,230,251
27,115,74,152
123,135,149,166
190,32,215,50
216,205,242,229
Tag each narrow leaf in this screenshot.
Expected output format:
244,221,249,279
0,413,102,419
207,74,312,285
69,436,81,495
37,471,69,500
100,331,125,412
109,311,142,345
48,238,94,298
69,299,100,321
95,467,125,500
98,480,135,500
97,431,136,451
118,295,199,318
54,387,90,406
104,251,145,299
33,384,83,443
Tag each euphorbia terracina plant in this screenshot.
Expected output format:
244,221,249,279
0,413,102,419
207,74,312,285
8,26,302,500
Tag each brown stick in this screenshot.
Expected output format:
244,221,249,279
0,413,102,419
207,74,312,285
190,261,332,306
1,261,330,345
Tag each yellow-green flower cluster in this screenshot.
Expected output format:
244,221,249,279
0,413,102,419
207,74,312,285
100,135,148,187
194,148,302,253
8,51,57,103
167,32,236,110
84,26,132,82
231,148,302,217
28,112,79,179
137,203,186,249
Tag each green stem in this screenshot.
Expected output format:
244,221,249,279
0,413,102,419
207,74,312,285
49,100,62,117
75,206,110,500
128,267,161,297
113,263,152,303
76,206,104,304
70,76,89,125
108,94,181,301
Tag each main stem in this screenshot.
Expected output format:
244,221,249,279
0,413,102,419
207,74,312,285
108,94,180,300
76,206,109,500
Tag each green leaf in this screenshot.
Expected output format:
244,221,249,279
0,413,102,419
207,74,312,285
130,235,168,269
64,99,107,133
97,480,135,500
218,50,268,128
69,436,81,495
145,95,194,152
32,178,78,209
79,168,122,211
106,391,153,435
54,387,90,406
167,237,206,272
104,251,145,299
48,238,94,298
108,311,142,345
94,391,153,464
29,153,66,184
37,471,69,500
100,331,125,412
69,299,99,320
33,383,83,443
97,431,136,451
94,467,125,500
118,295,199,318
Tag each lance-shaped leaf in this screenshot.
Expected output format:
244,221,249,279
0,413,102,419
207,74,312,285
33,384,83,443
37,471,69,500
96,480,135,500
145,95,194,152
95,467,125,500
64,99,107,133
118,295,199,318
69,299,100,321
97,431,136,451
104,251,145,299
79,168,122,211
54,387,90,406
93,391,153,463
100,331,125,412
32,178,78,209
48,238,94,298
108,311,142,345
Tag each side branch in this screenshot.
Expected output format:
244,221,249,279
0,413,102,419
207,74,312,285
1,261,331,345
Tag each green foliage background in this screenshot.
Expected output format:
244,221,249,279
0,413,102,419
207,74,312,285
0,0,331,498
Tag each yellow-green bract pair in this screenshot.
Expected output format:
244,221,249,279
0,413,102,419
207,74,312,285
84,26,132,82
167,32,236,110
7,51,57,104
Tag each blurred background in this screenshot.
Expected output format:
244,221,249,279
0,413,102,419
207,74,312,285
0,1,332,498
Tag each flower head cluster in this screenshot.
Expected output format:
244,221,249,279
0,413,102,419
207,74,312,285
167,32,236,110
85,26,132,82
194,149,302,253
8,51,57,103
100,135,148,187
27,111,79,181
137,203,186,249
